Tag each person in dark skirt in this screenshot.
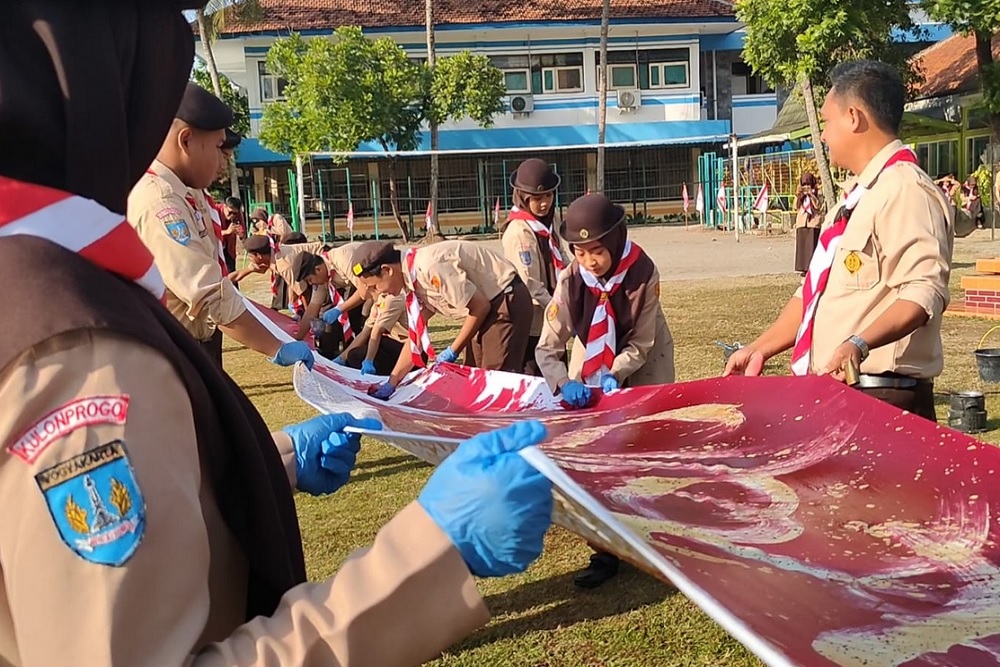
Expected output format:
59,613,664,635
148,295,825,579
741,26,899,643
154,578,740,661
793,172,823,274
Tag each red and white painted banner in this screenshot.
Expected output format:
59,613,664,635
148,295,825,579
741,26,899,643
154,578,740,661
8,395,130,463
246,298,1000,667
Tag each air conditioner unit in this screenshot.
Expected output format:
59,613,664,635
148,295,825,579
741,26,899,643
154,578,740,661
617,89,642,112
509,94,534,116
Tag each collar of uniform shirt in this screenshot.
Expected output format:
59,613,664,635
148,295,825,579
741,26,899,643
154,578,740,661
149,159,188,193
854,139,906,190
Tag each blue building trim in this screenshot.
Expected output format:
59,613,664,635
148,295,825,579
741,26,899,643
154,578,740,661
892,23,952,43
732,98,778,109
237,120,732,164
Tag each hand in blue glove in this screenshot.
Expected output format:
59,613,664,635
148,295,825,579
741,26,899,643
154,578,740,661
321,307,343,325
436,346,458,365
368,381,396,400
601,374,620,393
332,356,347,367
360,360,378,375
418,421,553,577
271,341,315,370
283,413,383,496
561,380,591,409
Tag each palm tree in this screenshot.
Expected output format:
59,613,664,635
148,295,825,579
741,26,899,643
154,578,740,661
198,1,263,197
596,0,611,193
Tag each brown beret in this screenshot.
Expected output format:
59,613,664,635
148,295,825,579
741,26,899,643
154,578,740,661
292,251,324,283
509,158,560,194
281,231,308,245
221,128,242,150
559,193,625,244
176,83,233,131
350,241,398,277
249,207,269,222
244,235,272,253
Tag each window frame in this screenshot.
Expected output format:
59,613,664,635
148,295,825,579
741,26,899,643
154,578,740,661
608,63,638,90
502,68,533,94
541,65,584,94
257,60,288,102
648,61,690,90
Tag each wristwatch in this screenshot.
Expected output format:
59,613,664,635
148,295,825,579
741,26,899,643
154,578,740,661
847,334,870,361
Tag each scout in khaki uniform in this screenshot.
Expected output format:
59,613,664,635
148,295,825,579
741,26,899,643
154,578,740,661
0,3,553,664
793,172,823,274
127,83,312,369
726,60,953,422
350,240,534,400
501,158,565,374
336,291,409,375
536,193,675,589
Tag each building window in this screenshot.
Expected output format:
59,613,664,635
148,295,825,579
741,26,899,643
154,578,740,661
731,60,774,95
649,62,689,89
968,135,992,174
503,69,532,94
490,53,584,95
258,61,287,102
916,139,959,178
542,66,584,93
608,64,638,89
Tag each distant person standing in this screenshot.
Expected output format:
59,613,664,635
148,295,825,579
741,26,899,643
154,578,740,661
961,174,984,229
793,172,823,275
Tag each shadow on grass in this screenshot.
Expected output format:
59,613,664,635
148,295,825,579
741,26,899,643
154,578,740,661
350,460,430,483
457,567,678,652
355,454,414,470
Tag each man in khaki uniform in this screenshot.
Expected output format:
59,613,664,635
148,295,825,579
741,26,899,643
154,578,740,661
0,3,553,664
128,84,312,369
350,240,534,400
725,60,953,421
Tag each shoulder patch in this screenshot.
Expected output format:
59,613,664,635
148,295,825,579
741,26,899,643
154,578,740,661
430,275,442,290
519,251,533,267
35,441,145,567
164,220,192,246
546,301,559,322
8,395,130,464
155,207,184,220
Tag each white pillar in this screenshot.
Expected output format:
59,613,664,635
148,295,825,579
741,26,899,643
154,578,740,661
730,134,740,243
296,154,306,232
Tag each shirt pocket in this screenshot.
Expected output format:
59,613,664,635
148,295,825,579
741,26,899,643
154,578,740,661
833,233,881,291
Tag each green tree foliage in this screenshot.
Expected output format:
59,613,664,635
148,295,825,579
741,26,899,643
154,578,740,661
260,28,506,240
191,64,251,138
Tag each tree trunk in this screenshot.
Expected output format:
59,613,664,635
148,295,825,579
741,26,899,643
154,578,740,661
197,8,240,198
385,158,410,242
426,0,441,239
800,77,836,211
974,30,1000,145
596,0,610,193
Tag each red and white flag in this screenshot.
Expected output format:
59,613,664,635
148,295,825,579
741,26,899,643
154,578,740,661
346,201,355,232
753,181,770,214
493,198,501,227
717,184,727,213
425,201,434,233
682,183,690,213
695,183,705,215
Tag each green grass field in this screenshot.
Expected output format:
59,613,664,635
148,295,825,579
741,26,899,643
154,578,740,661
229,263,1000,667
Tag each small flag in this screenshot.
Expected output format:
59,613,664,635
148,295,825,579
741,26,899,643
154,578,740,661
695,183,705,214
425,201,434,233
753,181,769,214
346,201,355,232
682,183,690,212
803,195,815,217
493,198,501,227
717,184,727,213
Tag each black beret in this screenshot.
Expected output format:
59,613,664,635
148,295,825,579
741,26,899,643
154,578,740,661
221,128,242,150
510,158,560,194
351,241,398,277
281,231,308,244
176,82,233,131
559,193,626,244
292,252,325,283
244,235,272,253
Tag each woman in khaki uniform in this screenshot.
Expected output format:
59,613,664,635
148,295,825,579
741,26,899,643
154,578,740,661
500,158,564,375
793,171,823,274
289,244,368,358
536,193,675,589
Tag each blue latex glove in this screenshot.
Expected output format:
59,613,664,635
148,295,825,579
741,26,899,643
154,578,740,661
601,374,620,393
321,307,343,325
369,381,396,400
437,346,458,364
360,360,378,375
271,341,315,370
283,413,383,496
561,380,591,409
418,421,553,577
332,356,347,367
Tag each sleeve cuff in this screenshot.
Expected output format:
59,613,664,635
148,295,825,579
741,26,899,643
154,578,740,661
217,280,249,326
897,285,945,320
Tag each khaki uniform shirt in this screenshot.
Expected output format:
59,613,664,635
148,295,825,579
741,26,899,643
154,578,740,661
402,241,518,320
794,140,954,378
272,242,326,298
0,330,488,665
308,243,363,307
536,262,675,392
501,219,559,336
128,161,245,341
269,214,295,239
367,292,408,342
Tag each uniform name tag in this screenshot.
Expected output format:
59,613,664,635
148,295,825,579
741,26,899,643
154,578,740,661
8,395,130,464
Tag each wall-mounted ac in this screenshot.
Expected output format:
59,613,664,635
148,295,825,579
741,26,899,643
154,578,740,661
509,94,534,117
617,89,642,112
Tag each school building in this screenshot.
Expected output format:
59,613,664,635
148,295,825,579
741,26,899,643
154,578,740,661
197,0,952,238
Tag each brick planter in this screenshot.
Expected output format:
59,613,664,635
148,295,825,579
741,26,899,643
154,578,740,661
956,260,1000,319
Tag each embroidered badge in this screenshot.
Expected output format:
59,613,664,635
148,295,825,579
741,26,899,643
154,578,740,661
546,302,559,322
844,251,862,275
165,220,192,246
8,395,130,464
519,251,533,267
35,441,145,567
352,262,364,276
430,275,442,290
155,207,184,220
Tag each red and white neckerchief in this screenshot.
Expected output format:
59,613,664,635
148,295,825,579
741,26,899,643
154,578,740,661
790,147,918,375
194,192,228,277
579,240,644,385
0,175,165,301
802,193,815,218
267,235,280,299
404,248,435,367
508,206,565,272
319,251,354,342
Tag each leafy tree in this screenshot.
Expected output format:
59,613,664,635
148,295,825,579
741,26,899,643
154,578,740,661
923,0,1000,146
191,64,250,138
260,28,505,241
737,0,919,210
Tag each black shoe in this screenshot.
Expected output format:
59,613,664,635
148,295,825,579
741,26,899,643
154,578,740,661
573,553,620,589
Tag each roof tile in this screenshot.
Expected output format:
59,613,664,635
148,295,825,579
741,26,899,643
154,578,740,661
912,31,1000,99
